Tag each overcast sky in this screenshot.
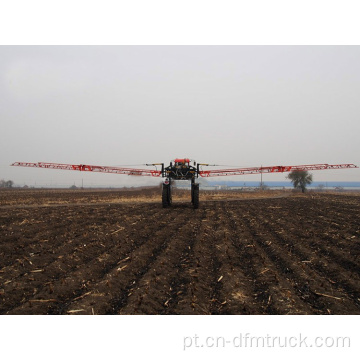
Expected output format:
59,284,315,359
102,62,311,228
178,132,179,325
1,46,359,187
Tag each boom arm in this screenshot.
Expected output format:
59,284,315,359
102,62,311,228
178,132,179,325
11,162,162,177
199,163,358,177
11,161,358,178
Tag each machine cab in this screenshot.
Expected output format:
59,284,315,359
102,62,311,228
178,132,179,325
174,158,190,168
165,158,196,181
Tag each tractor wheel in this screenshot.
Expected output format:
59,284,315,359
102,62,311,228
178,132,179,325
162,184,171,208
168,186,172,205
192,184,199,209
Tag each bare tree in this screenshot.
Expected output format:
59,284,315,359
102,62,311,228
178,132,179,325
6,180,14,188
287,171,313,193
0,179,14,188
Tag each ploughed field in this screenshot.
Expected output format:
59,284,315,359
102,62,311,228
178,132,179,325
0,188,359,315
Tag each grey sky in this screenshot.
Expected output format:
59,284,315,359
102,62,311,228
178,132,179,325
1,46,359,187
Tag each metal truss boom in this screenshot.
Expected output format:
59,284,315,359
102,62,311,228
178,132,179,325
199,163,358,177
11,161,358,179
11,162,162,177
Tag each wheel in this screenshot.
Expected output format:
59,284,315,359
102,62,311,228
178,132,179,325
162,184,171,208
192,184,199,209
168,186,172,205
162,184,169,208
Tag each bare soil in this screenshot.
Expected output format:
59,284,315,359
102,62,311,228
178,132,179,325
0,188,359,315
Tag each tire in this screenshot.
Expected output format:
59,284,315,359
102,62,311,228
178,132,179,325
192,184,199,209
168,186,172,205
162,184,171,208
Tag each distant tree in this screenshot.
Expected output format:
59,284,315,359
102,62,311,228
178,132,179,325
287,170,313,193
0,179,14,188
5,180,14,188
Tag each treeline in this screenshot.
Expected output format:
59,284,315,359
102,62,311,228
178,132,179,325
0,179,14,188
